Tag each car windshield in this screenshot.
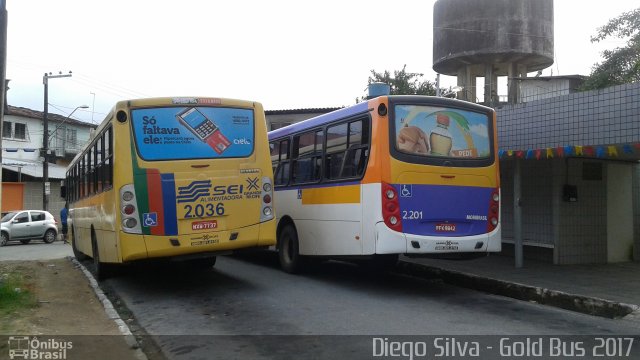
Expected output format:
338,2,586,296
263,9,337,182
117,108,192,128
1,212,17,222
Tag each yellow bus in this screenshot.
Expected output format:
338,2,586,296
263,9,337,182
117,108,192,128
269,95,500,273
63,97,276,279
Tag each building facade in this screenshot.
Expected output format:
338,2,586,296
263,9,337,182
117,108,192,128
1,106,96,218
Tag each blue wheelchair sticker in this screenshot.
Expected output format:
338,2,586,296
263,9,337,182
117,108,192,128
400,185,412,198
143,213,158,227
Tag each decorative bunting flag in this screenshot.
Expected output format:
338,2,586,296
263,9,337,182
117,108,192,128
498,142,639,160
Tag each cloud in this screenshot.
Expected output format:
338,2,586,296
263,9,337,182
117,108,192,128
470,124,488,138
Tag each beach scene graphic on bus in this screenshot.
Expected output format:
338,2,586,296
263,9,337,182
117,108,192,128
131,106,255,160
395,105,490,159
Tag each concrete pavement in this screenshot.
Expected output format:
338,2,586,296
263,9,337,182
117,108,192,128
398,254,640,320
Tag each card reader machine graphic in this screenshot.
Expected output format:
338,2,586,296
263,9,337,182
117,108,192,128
176,107,231,154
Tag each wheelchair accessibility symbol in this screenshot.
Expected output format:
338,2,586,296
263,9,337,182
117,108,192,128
400,185,412,198
143,213,158,227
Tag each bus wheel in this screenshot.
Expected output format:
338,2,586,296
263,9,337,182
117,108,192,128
278,224,303,274
71,227,89,261
91,232,113,281
188,257,217,269
371,254,399,270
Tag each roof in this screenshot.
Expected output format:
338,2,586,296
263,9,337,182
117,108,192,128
265,107,342,115
5,105,97,129
513,75,587,81
1,158,67,179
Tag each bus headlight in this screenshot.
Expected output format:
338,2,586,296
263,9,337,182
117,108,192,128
263,183,272,192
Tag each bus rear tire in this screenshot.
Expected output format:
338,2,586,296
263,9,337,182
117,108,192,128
71,226,89,261
91,231,113,281
278,224,303,274
188,257,217,269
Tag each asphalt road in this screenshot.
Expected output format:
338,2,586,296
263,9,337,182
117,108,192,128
0,240,72,261
98,252,640,360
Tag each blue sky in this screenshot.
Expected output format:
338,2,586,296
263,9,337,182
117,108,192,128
4,0,638,125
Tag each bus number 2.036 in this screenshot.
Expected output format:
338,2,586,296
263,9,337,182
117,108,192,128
184,203,225,218
402,210,423,220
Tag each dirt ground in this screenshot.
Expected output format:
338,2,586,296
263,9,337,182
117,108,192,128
0,258,147,359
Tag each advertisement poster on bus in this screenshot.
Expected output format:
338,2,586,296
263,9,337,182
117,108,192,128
131,107,255,160
394,105,490,159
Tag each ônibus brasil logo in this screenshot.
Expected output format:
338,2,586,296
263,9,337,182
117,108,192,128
7,336,72,359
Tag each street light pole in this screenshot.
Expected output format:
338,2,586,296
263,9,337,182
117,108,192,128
48,104,89,145
42,71,72,211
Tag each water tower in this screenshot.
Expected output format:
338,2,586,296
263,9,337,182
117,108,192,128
433,0,554,104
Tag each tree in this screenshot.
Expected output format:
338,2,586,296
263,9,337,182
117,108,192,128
580,8,640,90
359,65,439,102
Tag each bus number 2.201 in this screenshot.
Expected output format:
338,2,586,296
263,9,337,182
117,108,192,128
402,210,423,220
184,203,225,218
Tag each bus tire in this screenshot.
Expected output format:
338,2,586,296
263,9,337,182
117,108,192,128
91,230,113,281
189,257,217,269
71,226,89,261
278,224,303,274
371,254,399,270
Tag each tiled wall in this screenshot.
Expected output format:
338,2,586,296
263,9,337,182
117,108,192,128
634,164,640,261
497,82,640,264
498,82,640,149
556,159,608,264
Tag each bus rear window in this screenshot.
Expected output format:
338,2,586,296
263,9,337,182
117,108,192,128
394,105,491,159
131,107,254,161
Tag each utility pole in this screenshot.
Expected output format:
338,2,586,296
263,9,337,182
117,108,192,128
42,71,72,211
0,0,8,214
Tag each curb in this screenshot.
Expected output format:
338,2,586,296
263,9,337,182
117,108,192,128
68,257,148,360
396,260,640,320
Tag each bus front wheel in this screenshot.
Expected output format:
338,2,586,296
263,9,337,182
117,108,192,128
278,224,303,274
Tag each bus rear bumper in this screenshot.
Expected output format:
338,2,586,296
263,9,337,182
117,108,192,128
375,222,501,255
120,220,276,262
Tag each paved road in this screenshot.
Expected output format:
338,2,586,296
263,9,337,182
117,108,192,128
0,241,72,261
98,252,640,359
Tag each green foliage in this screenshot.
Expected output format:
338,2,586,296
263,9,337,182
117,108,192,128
359,65,439,102
0,272,36,315
580,8,640,90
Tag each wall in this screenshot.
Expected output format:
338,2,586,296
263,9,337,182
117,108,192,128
497,82,640,264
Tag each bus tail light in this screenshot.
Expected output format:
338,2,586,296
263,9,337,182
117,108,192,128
120,184,142,234
381,182,402,232
260,177,274,222
487,188,500,232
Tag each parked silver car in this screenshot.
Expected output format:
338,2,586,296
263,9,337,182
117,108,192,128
0,210,58,246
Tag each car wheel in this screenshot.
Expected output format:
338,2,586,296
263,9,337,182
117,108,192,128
43,229,56,244
0,232,8,246
20,239,31,245
278,224,304,274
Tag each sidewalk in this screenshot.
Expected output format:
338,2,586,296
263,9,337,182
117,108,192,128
398,254,640,320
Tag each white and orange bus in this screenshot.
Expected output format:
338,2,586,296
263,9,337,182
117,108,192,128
268,95,500,273
63,97,275,279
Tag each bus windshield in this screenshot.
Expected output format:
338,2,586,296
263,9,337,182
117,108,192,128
394,105,491,160
131,106,255,161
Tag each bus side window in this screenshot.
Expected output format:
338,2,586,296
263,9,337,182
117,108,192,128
324,117,369,180
271,139,290,186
